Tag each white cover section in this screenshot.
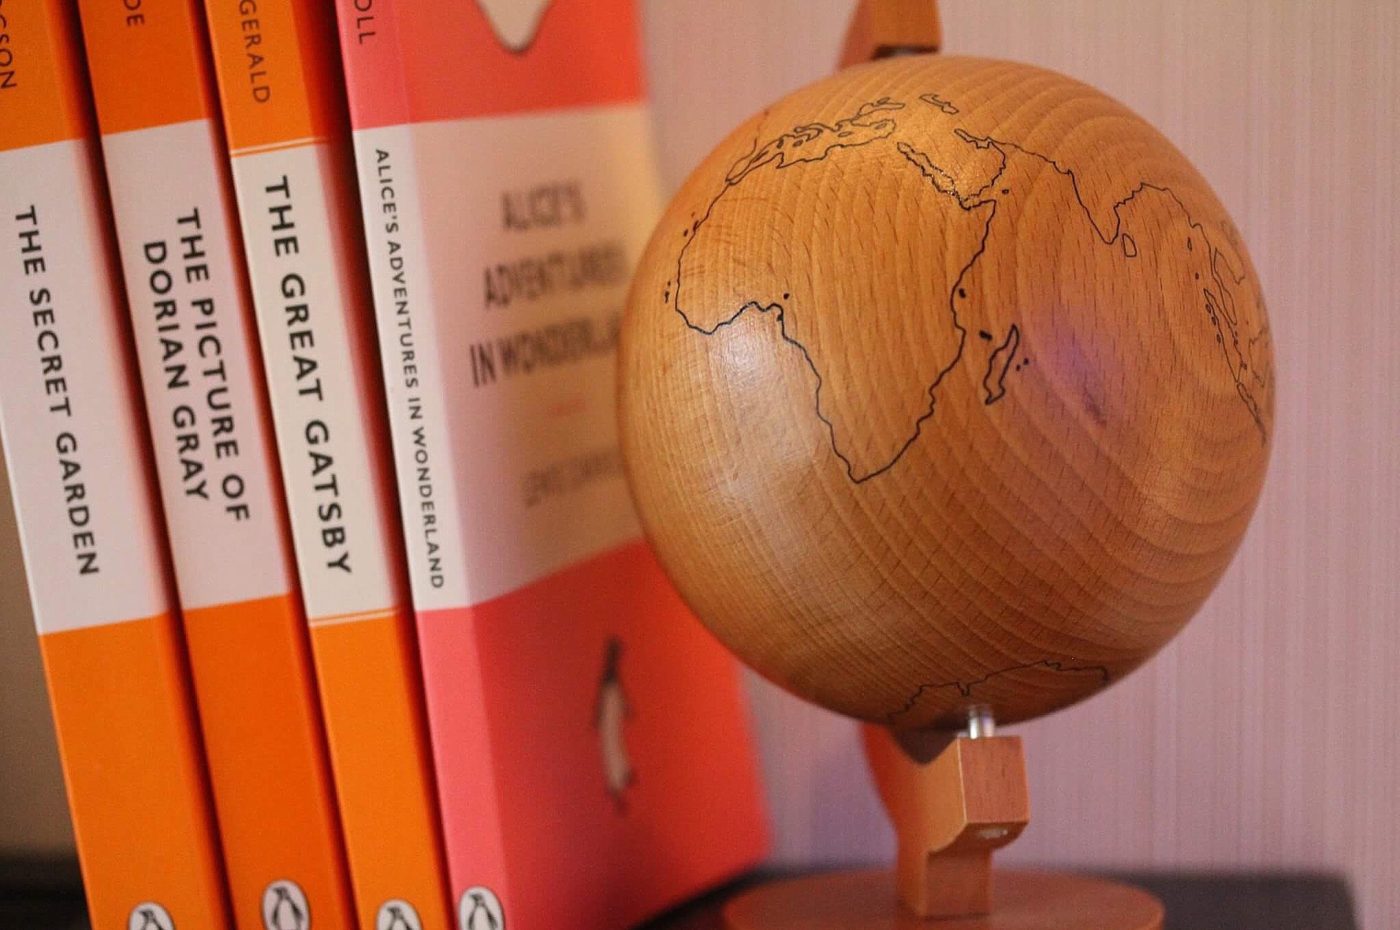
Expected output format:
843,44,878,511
412,103,659,609
355,127,470,613
101,119,290,610
353,123,470,611
232,144,399,621
0,139,170,633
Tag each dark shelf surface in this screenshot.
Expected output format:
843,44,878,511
0,856,1356,930
0,855,87,930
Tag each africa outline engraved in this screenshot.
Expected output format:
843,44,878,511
667,90,1273,486
651,84,1276,722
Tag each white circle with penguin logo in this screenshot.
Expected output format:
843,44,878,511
128,902,174,930
459,887,505,930
262,880,311,930
377,899,423,930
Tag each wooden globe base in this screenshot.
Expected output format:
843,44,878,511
723,728,1166,929
722,869,1164,930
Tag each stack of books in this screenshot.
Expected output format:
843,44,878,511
0,2,768,929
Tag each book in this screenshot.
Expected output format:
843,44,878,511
72,1,355,926
0,2,230,928
200,1,452,927
335,1,770,927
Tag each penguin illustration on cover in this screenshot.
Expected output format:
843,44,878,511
376,900,421,930
262,882,309,930
128,903,174,930
474,0,555,53
461,889,503,930
594,636,636,810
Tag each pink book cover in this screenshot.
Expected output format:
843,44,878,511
333,1,769,928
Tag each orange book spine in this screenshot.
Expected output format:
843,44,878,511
71,1,355,927
200,0,452,927
0,2,230,928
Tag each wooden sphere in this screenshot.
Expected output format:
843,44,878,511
619,55,1274,730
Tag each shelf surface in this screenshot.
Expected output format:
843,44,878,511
0,857,1356,930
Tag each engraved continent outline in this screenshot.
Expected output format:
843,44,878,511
670,92,1272,486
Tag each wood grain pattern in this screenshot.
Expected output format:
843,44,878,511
639,3,1399,928
620,53,1273,730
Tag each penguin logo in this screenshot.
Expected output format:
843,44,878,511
376,899,423,930
261,880,310,930
594,636,636,811
475,0,555,53
459,887,504,930
128,902,174,930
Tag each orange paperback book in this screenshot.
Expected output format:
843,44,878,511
0,2,230,929
336,2,769,928
201,1,452,928
73,1,355,927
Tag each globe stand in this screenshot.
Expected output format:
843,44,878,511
722,716,1163,929
838,0,942,66
723,5,1168,925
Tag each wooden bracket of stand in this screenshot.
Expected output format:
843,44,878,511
839,0,942,68
724,726,1164,930
863,727,1028,918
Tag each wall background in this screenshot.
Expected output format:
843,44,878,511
0,1,1395,927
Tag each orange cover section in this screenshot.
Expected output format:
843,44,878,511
73,0,210,131
0,0,89,150
179,593,353,906
203,0,341,152
41,618,231,930
308,609,450,928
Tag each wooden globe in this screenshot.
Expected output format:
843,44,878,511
619,55,1274,730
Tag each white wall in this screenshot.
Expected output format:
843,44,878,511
641,3,1400,928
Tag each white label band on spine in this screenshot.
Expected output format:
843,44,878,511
100,118,290,610
0,139,168,633
231,143,399,621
